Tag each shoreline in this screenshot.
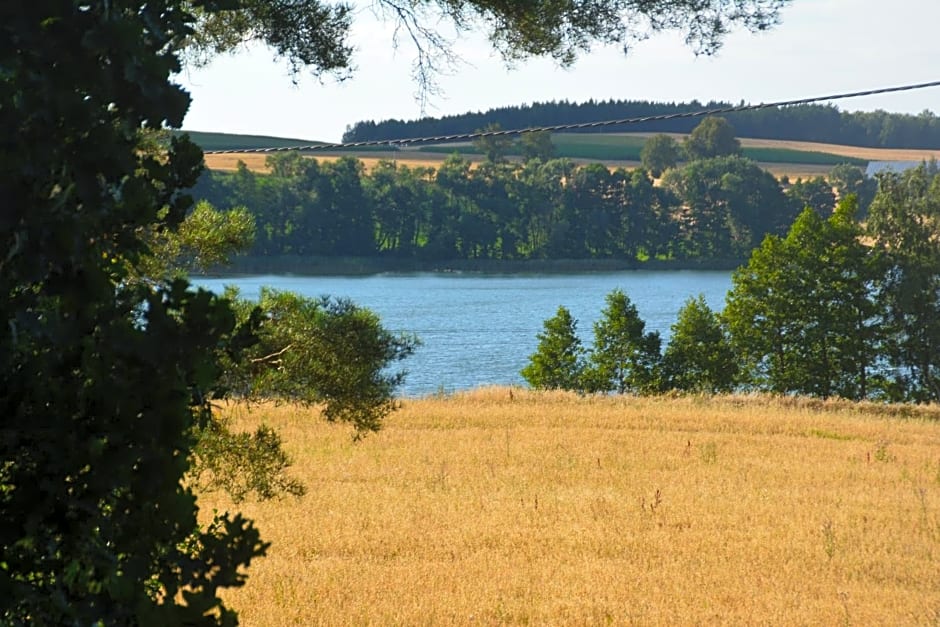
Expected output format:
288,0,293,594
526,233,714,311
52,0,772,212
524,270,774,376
202,255,746,277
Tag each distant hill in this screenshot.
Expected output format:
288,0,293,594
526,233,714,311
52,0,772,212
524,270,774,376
342,100,940,150
173,130,322,152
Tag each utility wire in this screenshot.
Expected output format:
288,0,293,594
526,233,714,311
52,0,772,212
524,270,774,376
203,79,940,155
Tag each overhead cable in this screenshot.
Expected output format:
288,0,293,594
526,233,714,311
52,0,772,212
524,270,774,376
202,79,940,155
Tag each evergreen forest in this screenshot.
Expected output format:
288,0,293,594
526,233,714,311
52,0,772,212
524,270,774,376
343,99,940,149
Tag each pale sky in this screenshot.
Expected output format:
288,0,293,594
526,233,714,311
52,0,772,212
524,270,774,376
176,0,940,143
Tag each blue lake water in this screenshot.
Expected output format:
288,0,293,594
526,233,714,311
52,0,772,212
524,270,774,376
192,271,733,397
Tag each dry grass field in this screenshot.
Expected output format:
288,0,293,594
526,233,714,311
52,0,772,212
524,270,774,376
203,136,939,182
202,151,459,174
200,389,940,625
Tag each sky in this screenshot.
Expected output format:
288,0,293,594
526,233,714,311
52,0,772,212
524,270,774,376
176,0,940,143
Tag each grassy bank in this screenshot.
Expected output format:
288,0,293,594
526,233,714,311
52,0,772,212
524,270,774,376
200,389,940,625
211,255,745,276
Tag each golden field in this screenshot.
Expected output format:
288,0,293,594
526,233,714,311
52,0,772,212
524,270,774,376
202,150,831,180
202,136,940,181
200,389,940,625
202,150,458,175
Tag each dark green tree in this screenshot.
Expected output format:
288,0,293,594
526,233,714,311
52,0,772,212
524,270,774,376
867,164,940,401
724,199,884,398
684,117,742,160
785,176,836,216
518,130,557,162
828,163,877,216
662,155,794,258
640,133,682,177
473,123,515,163
585,290,662,394
367,160,436,256
662,295,737,393
1,2,268,623
521,306,586,390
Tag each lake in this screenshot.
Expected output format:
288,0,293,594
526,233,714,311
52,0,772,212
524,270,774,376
192,271,734,397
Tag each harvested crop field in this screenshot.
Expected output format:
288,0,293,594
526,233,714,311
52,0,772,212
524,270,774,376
200,389,940,625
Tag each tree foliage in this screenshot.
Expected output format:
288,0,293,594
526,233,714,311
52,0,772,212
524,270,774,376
521,306,586,390
640,133,682,177
662,295,737,393
187,0,791,92
662,155,796,258
473,123,514,163
585,290,662,394
683,116,742,160
141,200,257,280
724,199,883,398
223,288,419,436
1,2,268,623
784,176,836,216
866,163,940,401
200,152,800,264
829,163,877,214
519,130,557,163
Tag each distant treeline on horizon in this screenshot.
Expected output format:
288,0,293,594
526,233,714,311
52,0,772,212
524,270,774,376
342,100,940,149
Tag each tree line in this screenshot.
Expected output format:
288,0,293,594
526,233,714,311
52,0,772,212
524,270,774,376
522,162,940,403
343,99,940,149
194,129,874,264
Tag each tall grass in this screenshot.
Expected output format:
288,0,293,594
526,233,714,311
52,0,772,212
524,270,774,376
200,390,940,625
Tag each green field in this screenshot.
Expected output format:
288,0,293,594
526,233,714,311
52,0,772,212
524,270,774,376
416,132,867,166
173,130,323,151
177,130,404,153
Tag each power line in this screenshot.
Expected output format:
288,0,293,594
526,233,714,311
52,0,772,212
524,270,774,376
203,79,940,155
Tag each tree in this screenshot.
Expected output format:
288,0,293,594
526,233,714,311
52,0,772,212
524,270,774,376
519,130,556,162
724,199,884,398
140,200,257,280
641,134,682,177
1,3,268,623
662,155,794,258
223,288,419,435
662,295,737,393
684,117,742,160
785,176,836,216
473,123,515,163
585,290,662,394
866,164,940,401
2,0,794,621
187,1,793,92
521,306,586,390
829,163,877,215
